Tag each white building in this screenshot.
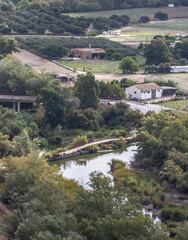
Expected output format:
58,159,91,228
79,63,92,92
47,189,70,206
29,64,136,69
168,4,174,7
125,83,162,100
170,66,188,73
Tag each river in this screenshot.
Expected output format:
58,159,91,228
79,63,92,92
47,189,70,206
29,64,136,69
58,144,161,224
59,144,138,186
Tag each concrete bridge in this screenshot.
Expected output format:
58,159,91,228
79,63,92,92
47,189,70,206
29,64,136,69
0,95,37,112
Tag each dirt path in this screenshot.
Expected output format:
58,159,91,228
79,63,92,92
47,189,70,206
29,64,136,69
13,49,74,75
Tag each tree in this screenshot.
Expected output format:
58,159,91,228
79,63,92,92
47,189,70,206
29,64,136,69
144,39,171,65
74,72,100,109
160,160,183,183
39,87,66,128
119,57,139,73
0,37,18,59
139,16,150,23
154,11,168,20
181,39,188,59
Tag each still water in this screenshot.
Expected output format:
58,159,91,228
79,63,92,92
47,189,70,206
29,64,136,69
59,144,138,186
59,144,161,224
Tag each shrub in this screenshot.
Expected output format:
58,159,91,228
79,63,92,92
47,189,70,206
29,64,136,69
87,144,100,153
139,16,150,23
69,135,88,149
154,11,168,20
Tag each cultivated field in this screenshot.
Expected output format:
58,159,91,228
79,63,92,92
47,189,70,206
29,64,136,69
66,7,188,21
139,18,188,32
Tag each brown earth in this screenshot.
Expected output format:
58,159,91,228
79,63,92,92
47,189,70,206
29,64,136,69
13,49,74,75
13,49,188,92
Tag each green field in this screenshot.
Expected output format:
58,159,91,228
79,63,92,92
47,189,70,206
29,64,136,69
159,99,188,110
139,18,188,31
109,31,156,41
59,59,121,74
66,7,188,21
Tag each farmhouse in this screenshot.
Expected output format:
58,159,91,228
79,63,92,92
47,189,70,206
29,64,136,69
71,44,105,59
170,66,188,73
125,83,177,101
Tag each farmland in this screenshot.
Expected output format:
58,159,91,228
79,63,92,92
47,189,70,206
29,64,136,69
59,59,121,74
139,18,188,32
66,6,188,21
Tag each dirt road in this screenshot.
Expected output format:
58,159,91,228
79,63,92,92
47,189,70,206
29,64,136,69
13,49,188,92
13,49,74,75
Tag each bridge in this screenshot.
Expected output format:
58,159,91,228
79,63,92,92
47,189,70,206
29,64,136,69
0,95,37,112
47,129,137,161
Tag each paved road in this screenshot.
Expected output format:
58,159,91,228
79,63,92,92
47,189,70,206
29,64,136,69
101,99,173,114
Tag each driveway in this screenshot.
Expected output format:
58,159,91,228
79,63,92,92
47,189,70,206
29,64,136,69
100,99,173,114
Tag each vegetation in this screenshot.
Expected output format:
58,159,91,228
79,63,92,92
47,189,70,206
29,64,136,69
119,56,139,73
154,11,168,20
17,37,137,59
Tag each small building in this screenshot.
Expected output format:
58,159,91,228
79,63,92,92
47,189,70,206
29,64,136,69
125,83,177,101
168,4,174,7
71,44,106,59
170,66,188,73
125,83,162,100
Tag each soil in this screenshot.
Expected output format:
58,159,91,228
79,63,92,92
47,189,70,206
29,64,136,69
13,49,74,75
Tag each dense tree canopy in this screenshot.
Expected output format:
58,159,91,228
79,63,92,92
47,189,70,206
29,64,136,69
144,39,171,65
74,73,100,109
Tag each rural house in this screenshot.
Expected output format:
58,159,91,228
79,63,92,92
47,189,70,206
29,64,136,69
125,83,177,101
71,44,106,59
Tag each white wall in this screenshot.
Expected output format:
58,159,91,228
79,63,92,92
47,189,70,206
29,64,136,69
126,87,162,100
125,86,141,100
171,67,188,73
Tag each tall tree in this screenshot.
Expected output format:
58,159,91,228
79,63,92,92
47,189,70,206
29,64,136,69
74,72,100,109
144,39,171,65
39,87,66,128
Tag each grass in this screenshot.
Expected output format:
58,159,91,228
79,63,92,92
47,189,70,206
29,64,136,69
66,7,188,21
106,32,155,42
138,18,188,31
59,59,121,74
157,99,188,110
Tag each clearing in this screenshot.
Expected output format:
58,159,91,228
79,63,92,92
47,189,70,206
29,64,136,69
59,59,121,74
13,49,74,75
94,73,188,93
66,7,188,21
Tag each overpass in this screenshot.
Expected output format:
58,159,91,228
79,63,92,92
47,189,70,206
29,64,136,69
0,95,37,112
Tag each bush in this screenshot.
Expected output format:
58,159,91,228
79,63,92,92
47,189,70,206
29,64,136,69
154,11,168,20
139,16,150,23
87,144,100,153
69,135,88,149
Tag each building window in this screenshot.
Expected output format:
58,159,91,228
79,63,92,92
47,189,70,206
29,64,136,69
147,91,150,93
134,91,136,94
157,90,160,92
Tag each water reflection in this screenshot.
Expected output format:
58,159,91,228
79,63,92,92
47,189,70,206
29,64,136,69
60,144,138,186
